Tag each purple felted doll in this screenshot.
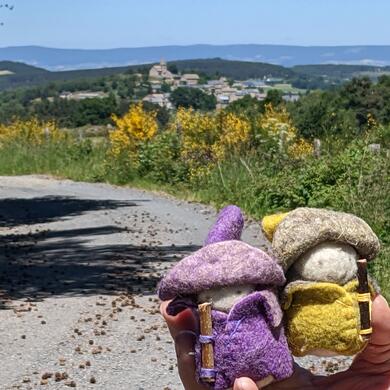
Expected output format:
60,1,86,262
158,206,293,390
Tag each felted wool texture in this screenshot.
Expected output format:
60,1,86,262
198,284,255,313
205,205,244,245
158,240,285,301
168,291,294,390
261,212,289,241
272,208,380,271
289,242,358,285
281,280,376,357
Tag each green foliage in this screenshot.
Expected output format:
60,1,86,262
169,58,295,80
290,91,357,139
170,87,216,110
264,89,284,107
0,137,107,182
142,102,171,128
138,131,187,183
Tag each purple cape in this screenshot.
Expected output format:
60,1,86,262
168,290,293,389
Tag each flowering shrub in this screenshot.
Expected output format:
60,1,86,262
171,107,250,179
0,118,64,147
110,103,158,158
257,103,313,159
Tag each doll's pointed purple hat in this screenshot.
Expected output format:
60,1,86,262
158,205,286,301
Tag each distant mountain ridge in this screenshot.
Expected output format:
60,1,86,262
2,44,390,70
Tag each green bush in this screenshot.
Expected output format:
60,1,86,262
138,131,188,184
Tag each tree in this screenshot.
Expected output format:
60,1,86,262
264,89,284,107
340,77,382,128
142,101,171,128
170,87,216,110
167,64,178,74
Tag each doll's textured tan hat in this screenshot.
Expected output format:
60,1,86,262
264,207,380,272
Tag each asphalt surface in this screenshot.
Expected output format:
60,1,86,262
0,176,351,390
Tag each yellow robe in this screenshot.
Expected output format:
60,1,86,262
282,280,374,356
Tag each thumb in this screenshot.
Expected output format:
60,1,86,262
234,377,259,390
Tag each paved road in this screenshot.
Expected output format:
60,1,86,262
0,176,270,390
0,176,350,390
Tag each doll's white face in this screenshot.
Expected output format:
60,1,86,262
198,285,255,313
291,241,358,284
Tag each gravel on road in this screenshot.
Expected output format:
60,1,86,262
0,176,351,390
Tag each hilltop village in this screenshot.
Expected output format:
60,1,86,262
143,60,301,109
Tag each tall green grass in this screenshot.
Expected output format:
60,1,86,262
0,140,107,182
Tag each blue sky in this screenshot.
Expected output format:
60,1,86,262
1,0,390,48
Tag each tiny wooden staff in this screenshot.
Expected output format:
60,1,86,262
357,259,372,341
198,302,215,383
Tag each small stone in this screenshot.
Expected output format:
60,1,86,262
90,376,96,384
41,373,53,380
65,380,76,387
85,360,91,367
54,372,68,382
40,379,48,385
59,357,66,366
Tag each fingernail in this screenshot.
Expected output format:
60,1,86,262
234,378,246,390
234,378,258,390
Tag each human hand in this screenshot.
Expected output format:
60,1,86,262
160,295,390,390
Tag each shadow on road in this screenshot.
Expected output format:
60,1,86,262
0,196,199,309
0,195,147,227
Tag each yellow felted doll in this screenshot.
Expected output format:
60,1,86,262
262,207,381,357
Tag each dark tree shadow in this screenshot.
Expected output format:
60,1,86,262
0,196,199,310
0,196,147,227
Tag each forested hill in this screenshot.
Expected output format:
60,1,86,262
0,61,133,90
293,64,390,78
0,58,295,90
169,58,294,79
2,58,390,92
0,61,49,76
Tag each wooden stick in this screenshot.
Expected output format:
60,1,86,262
357,259,372,341
198,302,215,383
